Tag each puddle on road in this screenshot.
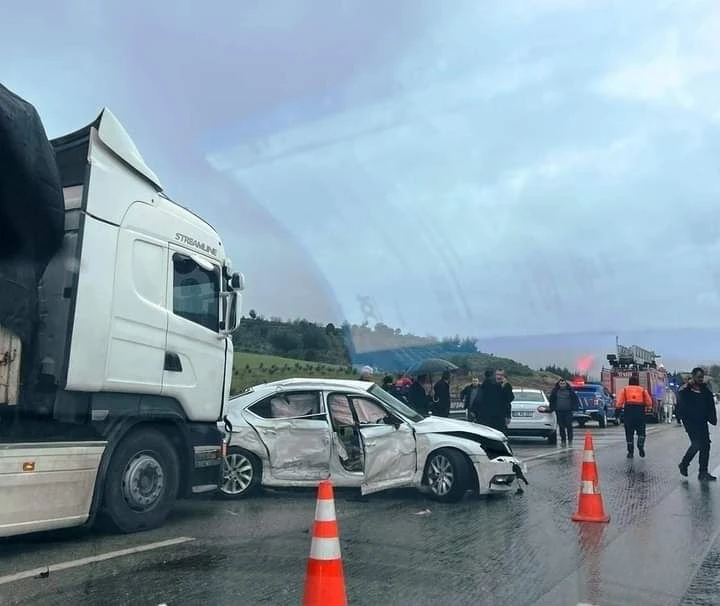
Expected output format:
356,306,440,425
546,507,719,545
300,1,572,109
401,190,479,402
144,551,228,573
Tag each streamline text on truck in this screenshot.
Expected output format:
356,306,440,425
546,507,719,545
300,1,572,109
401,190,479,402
0,85,243,537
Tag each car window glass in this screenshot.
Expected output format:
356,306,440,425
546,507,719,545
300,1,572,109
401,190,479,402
249,392,322,419
512,391,544,402
327,394,355,427
351,397,387,424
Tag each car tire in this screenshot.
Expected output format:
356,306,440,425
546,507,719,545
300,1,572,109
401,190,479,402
424,448,470,503
219,446,261,499
101,428,180,534
547,430,558,445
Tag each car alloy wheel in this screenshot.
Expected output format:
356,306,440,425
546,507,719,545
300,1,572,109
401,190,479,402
221,449,258,497
424,448,471,503
428,452,455,497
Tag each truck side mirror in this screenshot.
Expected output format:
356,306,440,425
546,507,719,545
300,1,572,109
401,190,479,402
220,291,241,334
230,272,245,291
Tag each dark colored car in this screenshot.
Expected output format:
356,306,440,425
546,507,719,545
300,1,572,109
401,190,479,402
571,383,618,428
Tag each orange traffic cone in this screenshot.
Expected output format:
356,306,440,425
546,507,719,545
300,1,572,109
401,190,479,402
302,480,348,606
571,432,610,523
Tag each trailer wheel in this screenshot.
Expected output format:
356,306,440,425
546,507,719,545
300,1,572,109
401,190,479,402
101,428,180,533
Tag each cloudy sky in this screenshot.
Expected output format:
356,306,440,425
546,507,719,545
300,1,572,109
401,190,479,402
4,0,720,371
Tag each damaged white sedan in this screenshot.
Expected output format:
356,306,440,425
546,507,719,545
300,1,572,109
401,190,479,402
219,378,527,503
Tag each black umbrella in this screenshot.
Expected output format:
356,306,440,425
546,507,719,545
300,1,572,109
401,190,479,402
405,358,459,376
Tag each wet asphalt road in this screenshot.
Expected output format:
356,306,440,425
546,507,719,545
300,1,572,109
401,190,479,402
2,422,720,606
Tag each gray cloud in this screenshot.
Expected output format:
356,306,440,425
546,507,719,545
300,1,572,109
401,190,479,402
4,0,720,368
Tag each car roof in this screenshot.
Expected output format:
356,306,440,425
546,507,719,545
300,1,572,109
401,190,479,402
229,377,374,404
512,387,543,393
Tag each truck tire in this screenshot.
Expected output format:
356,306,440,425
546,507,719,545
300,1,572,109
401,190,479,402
101,428,180,533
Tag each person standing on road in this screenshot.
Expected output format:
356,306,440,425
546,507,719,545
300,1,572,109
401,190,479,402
407,374,431,416
663,388,676,424
616,375,652,459
496,369,515,432
432,371,452,417
461,376,481,421
549,378,581,446
677,367,718,481
382,375,405,402
475,369,512,433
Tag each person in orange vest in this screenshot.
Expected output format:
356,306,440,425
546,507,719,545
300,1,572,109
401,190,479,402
616,374,653,458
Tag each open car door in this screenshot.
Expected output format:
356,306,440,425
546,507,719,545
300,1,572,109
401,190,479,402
349,396,417,495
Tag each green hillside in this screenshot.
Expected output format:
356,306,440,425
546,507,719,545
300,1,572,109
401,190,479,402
230,351,561,396
231,352,358,394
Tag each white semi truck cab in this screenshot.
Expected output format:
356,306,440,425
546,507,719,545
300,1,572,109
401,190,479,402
0,104,243,536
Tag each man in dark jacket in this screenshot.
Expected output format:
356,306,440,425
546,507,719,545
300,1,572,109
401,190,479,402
549,379,581,446
407,374,430,416
460,377,481,420
432,371,452,417
496,368,515,429
381,375,405,402
474,369,511,433
677,367,718,481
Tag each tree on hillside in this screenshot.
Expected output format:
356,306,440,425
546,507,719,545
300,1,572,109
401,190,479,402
232,312,538,377
543,365,574,380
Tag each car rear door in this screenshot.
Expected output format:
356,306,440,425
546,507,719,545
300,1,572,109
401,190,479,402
349,395,417,494
244,391,331,481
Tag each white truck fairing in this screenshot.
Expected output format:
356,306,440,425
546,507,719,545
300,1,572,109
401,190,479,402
0,442,106,536
0,103,243,538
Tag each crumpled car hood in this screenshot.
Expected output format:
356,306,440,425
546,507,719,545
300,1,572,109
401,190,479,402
414,416,507,441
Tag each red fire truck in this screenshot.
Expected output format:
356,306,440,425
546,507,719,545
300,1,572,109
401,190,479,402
601,343,668,423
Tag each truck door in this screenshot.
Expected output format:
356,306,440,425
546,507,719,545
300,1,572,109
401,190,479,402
162,248,225,421
105,226,168,393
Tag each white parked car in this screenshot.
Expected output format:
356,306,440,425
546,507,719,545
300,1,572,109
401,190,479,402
506,388,557,445
219,378,528,503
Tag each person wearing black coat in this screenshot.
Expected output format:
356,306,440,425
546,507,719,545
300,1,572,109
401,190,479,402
474,369,511,433
432,371,452,417
549,379,581,446
460,377,481,421
406,374,430,416
677,367,718,481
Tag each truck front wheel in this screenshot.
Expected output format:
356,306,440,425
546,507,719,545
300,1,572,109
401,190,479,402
102,428,180,533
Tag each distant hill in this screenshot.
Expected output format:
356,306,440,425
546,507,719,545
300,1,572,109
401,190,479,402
231,352,357,394
230,312,561,394
231,352,559,396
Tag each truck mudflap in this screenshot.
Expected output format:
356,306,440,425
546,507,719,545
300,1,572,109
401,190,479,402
186,423,224,495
